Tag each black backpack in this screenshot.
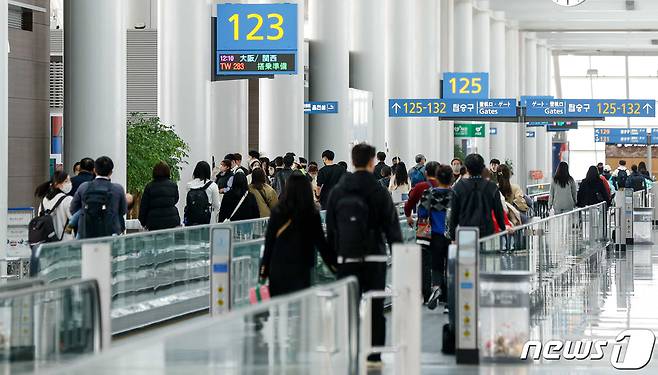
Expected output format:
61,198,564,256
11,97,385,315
616,169,628,190
334,188,375,258
459,178,492,236
185,181,213,225
28,194,68,245
81,181,115,239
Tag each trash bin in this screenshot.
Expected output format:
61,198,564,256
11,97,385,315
479,271,531,362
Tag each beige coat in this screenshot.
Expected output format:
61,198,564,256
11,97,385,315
248,184,278,218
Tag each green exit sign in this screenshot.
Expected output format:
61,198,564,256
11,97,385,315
454,123,486,138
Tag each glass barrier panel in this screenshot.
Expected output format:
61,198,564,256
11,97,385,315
0,279,101,374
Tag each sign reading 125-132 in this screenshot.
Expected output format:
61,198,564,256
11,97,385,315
216,3,297,76
442,73,489,99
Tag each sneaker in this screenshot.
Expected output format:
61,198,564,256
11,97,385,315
427,288,441,310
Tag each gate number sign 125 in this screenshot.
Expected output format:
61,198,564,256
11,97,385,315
442,72,489,100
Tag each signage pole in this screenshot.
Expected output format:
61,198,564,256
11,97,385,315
456,227,479,364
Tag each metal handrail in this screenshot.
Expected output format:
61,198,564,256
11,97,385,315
479,201,607,243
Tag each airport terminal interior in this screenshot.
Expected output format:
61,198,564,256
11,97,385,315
3,0,658,373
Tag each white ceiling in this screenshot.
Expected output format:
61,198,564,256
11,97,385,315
488,0,658,53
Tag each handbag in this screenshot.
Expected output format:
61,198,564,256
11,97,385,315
249,281,271,305
505,202,522,226
222,191,249,223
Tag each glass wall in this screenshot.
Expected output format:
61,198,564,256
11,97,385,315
555,55,658,179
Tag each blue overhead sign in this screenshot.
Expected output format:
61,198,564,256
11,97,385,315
304,101,338,114
388,99,516,118
547,121,578,132
526,131,536,138
594,128,648,144
216,3,298,76
520,96,553,107
442,72,489,99
526,99,656,118
490,127,497,135
527,122,549,127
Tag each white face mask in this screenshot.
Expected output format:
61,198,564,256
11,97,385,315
61,182,72,194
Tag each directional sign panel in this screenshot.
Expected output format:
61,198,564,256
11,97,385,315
526,122,549,127
526,130,536,138
526,99,656,118
547,121,578,132
490,127,497,135
520,96,553,107
594,128,648,144
388,99,516,118
454,123,486,138
304,101,338,114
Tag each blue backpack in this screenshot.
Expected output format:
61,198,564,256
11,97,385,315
409,166,426,187
418,187,453,235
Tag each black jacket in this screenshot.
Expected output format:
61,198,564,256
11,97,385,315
373,161,388,180
139,178,180,230
577,178,610,207
260,206,337,296
217,190,260,222
272,167,293,197
70,171,94,196
447,176,506,240
215,170,234,190
325,171,402,256
625,171,647,192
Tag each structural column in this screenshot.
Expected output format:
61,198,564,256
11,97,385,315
536,40,549,181
1,0,8,272
212,1,248,163
523,33,538,180
64,0,127,187
439,0,455,164
308,0,350,163
473,1,490,161
158,0,210,199
454,0,473,158
351,0,387,155
259,0,305,159
387,0,414,164
489,11,506,164
411,0,439,162
505,21,520,181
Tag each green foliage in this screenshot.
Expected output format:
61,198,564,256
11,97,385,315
454,143,466,162
126,114,189,195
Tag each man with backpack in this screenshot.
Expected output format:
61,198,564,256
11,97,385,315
326,143,402,367
70,156,127,239
626,164,647,192
612,159,628,191
447,153,507,241
408,154,427,187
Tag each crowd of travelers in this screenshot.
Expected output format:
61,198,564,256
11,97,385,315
29,143,653,367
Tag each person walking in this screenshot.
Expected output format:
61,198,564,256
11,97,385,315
389,162,411,202
326,143,403,367
259,172,337,296
577,166,610,207
548,161,577,214
316,150,346,209
185,161,221,225
248,168,278,218
373,151,388,180
626,164,647,192
138,161,180,230
272,154,294,198
496,164,529,222
408,154,427,187
70,157,94,196
34,170,73,241
217,172,260,222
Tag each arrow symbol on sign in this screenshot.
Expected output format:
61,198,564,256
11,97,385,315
392,103,401,114
643,103,653,113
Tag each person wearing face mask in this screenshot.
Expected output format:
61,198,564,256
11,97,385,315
450,158,463,184
34,170,74,241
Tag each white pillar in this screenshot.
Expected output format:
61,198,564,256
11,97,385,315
473,1,490,161
387,0,414,164
65,0,127,187
536,41,549,181
308,0,351,163
127,0,156,29
490,11,506,165
439,0,455,164
351,0,386,155
1,0,8,272
259,0,305,159
411,0,439,162
158,0,210,195
454,0,473,158
505,22,520,180
524,33,538,179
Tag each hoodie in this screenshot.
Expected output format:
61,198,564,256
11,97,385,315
325,171,403,257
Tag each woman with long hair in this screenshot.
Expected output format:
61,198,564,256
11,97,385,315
217,172,260,222
34,170,73,241
259,171,337,296
248,168,278,217
389,162,411,202
577,165,610,207
496,164,529,216
549,161,577,214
